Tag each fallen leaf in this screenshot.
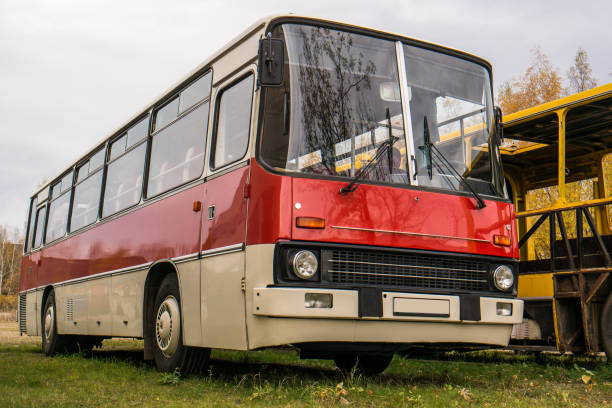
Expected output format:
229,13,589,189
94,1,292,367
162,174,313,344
340,396,350,405
581,374,592,384
459,388,472,401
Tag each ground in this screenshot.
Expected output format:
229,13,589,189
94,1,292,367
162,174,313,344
0,320,610,407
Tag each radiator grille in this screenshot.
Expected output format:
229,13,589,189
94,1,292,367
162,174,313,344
325,249,490,291
18,294,27,333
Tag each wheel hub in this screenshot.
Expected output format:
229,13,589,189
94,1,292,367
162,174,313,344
44,306,54,342
155,296,180,358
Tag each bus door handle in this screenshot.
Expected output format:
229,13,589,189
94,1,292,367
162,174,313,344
207,205,215,220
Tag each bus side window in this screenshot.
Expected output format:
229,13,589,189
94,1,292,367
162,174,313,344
46,172,73,243
25,197,37,252
212,74,254,169
147,101,210,197
102,142,147,218
32,206,47,249
70,169,103,232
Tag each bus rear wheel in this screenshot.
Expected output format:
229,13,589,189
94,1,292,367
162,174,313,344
152,274,210,374
334,353,393,376
42,291,73,355
601,292,612,361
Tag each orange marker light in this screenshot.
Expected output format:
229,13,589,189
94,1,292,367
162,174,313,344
296,217,325,229
193,201,202,212
493,234,511,246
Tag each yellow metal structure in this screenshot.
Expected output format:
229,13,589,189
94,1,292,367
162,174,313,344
502,83,612,355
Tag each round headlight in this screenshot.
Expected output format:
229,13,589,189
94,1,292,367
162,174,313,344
492,265,514,291
291,250,318,280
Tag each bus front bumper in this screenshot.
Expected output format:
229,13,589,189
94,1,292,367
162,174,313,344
253,287,523,325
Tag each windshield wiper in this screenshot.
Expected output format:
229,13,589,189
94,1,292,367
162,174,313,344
418,116,434,180
420,115,486,209
340,108,396,195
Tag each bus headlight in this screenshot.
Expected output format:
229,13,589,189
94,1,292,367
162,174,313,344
492,265,514,291
291,250,318,280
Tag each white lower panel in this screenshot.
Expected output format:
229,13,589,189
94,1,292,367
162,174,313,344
111,271,146,337
202,251,247,349
25,292,38,336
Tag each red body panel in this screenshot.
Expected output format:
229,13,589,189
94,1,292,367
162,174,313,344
20,185,204,292
246,160,292,245
202,166,249,250
247,159,516,258
291,177,515,257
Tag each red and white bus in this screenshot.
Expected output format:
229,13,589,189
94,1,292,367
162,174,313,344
19,15,523,375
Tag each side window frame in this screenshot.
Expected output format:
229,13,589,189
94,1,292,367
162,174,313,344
32,203,48,250
70,146,106,233
45,170,74,244
145,70,213,199
101,129,148,219
24,197,37,253
210,72,255,171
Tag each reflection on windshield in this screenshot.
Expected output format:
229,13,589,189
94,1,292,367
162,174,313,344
260,24,407,185
259,23,501,197
404,44,495,195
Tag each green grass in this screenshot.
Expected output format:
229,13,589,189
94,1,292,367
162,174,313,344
0,338,610,407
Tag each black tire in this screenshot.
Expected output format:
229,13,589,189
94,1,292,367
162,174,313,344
152,274,210,375
334,353,393,376
42,291,74,356
601,292,612,361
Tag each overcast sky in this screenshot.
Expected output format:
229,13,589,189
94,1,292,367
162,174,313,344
1,0,611,235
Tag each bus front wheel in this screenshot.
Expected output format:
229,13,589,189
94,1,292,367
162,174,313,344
152,274,210,374
601,292,612,361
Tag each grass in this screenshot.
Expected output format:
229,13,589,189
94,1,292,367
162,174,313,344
0,324,610,407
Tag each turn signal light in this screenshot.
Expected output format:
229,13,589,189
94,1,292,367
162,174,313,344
493,234,511,246
296,217,325,229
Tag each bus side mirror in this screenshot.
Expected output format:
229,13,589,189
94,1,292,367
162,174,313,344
494,106,504,146
258,34,284,86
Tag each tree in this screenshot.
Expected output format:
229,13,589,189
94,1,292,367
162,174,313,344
0,225,23,296
497,47,563,114
567,47,598,93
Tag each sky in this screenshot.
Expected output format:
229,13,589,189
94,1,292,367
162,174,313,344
1,0,611,235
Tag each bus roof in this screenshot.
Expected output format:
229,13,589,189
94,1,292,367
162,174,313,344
504,82,612,126
31,14,493,197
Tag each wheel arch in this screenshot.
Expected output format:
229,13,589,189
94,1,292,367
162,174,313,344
142,260,181,360
40,285,55,334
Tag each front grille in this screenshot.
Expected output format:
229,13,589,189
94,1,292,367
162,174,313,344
325,248,490,291
18,294,27,333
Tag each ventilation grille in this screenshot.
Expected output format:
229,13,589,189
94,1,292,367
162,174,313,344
325,248,490,291
18,294,27,333
66,298,73,321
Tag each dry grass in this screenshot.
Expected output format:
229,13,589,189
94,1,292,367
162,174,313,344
1,322,610,407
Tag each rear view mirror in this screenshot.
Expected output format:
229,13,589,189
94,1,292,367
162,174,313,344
494,106,504,146
258,34,284,86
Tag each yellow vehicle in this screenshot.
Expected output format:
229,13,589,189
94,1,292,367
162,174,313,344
502,83,612,358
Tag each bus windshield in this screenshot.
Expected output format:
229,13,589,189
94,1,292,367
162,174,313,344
259,23,501,197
